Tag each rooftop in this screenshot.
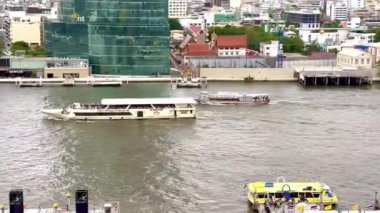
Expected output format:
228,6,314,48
184,43,216,56
216,35,247,48
338,49,371,57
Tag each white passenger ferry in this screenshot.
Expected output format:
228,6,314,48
195,91,270,105
41,98,197,120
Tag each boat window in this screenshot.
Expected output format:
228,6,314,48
257,193,267,199
290,192,298,198
313,193,320,198
275,193,283,198
107,105,129,109
305,192,313,198
129,104,152,109
325,191,334,197
153,104,175,108
268,193,275,199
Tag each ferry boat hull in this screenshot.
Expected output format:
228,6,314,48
196,92,270,105
196,100,269,105
41,109,195,120
41,98,197,120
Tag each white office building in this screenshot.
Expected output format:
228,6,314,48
260,41,279,57
169,0,188,18
330,2,348,21
347,0,365,9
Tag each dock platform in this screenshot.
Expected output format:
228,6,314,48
14,78,124,87
295,67,373,86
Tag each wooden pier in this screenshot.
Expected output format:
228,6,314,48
14,77,124,87
295,67,373,86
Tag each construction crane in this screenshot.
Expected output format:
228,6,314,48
277,28,284,68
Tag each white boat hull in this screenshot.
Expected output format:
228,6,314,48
41,108,196,120
196,100,269,105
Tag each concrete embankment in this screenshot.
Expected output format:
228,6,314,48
199,68,297,81
0,69,378,83
0,77,181,84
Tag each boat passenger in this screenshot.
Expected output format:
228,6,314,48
288,199,296,208
264,200,271,213
299,194,306,203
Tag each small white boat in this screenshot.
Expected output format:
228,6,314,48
41,98,197,120
195,91,270,105
176,78,201,88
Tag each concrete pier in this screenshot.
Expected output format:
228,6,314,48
295,67,373,86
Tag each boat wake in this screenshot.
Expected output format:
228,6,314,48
270,99,311,105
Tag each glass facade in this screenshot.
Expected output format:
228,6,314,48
44,0,170,75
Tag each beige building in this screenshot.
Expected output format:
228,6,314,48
10,16,41,45
337,49,372,68
44,59,90,78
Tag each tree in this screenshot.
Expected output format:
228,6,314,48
323,21,341,28
376,60,380,76
0,39,5,55
374,28,380,42
305,41,322,55
283,36,305,53
11,41,29,55
169,19,183,30
28,45,47,57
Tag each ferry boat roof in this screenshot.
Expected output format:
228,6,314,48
101,98,197,105
211,92,269,97
248,181,331,193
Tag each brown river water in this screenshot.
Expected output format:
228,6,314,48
0,82,379,212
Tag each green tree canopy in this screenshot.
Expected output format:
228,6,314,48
0,39,5,55
305,41,322,55
169,19,183,30
11,41,29,55
283,36,305,53
28,45,47,57
374,28,380,42
323,21,341,28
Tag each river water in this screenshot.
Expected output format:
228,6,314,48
0,82,379,212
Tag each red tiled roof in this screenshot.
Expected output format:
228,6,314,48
184,51,217,56
187,43,210,52
216,35,247,48
184,43,216,56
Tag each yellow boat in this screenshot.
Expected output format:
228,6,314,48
246,177,338,210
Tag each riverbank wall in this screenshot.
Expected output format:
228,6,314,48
0,68,379,83
199,68,297,81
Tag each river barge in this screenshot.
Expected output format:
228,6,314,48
195,91,269,105
41,98,197,120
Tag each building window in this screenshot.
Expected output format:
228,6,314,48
361,59,364,64
355,59,358,64
367,58,370,64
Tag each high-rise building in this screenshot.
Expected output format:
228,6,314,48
347,0,365,9
283,10,321,29
44,0,170,75
169,0,188,18
330,2,348,20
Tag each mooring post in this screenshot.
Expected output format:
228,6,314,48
359,78,362,85
314,77,317,86
348,77,350,86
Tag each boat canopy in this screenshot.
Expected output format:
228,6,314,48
215,92,269,97
101,98,197,105
249,181,330,193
